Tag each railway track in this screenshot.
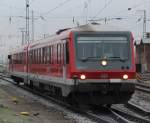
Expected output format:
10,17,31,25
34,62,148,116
134,73,150,93
0,73,150,123
126,101,150,115
112,103,150,123
136,73,150,82
136,82,150,93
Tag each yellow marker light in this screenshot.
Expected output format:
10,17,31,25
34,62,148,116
123,74,128,80
101,60,107,66
80,74,86,80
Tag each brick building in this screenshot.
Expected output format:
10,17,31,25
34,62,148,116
135,38,150,73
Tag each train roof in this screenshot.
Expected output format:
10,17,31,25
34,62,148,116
53,23,130,37
66,23,130,32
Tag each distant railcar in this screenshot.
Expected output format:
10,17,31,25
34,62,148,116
8,24,136,105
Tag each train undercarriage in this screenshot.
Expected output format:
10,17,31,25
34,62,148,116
11,74,135,106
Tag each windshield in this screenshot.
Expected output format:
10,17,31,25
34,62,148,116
77,36,128,61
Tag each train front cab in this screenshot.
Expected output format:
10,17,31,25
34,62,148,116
67,31,136,105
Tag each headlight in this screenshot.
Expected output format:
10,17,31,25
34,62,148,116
80,74,86,80
123,74,128,80
101,60,107,66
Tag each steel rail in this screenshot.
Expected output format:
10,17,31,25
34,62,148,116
126,101,150,115
135,82,150,93
110,107,150,123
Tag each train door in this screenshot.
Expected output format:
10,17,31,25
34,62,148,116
62,40,69,80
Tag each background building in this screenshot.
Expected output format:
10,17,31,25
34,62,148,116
135,33,150,73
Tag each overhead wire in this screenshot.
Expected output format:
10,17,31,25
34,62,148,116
41,0,73,16
46,0,89,19
31,0,88,26
107,0,150,19
89,0,150,25
1,0,150,37
91,0,113,19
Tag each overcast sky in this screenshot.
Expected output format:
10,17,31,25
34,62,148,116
0,0,150,49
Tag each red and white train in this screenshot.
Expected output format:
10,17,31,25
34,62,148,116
8,24,136,105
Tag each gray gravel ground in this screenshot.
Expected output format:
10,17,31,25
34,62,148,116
129,90,150,112
0,80,95,123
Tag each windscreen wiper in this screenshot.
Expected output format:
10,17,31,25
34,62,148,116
108,56,126,62
80,57,100,62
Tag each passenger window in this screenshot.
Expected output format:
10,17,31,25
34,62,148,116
40,48,42,64
30,50,33,64
49,46,51,64
66,42,69,64
57,44,59,64
51,46,53,64
58,44,61,64
42,47,46,64
33,50,35,64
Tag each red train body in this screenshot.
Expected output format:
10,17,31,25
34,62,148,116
8,24,136,105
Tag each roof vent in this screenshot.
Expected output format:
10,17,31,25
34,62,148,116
56,28,70,35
